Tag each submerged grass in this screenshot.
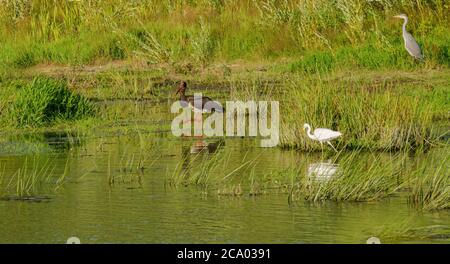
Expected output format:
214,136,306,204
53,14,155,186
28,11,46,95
291,151,407,203
167,147,261,192
106,133,162,188
367,218,450,243
166,145,448,209
408,151,449,211
0,155,68,200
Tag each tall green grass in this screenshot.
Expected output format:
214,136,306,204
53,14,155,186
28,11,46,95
408,152,449,211
0,0,449,70
279,74,440,151
6,77,94,127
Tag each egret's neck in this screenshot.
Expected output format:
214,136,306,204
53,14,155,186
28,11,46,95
305,125,316,140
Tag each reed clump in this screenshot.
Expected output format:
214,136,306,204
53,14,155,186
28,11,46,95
408,150,449,211
280,75,438,151
8,77,94,127
291,151,407,202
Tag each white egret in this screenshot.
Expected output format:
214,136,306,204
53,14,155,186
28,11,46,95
303,123,342,152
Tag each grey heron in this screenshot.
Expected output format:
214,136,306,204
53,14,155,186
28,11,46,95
303,123,342,152
393,14,423,60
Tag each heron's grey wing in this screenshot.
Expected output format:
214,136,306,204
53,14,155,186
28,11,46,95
314,128,342,141
404,32,423,59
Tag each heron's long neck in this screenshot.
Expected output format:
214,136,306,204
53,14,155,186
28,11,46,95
402,18,408,35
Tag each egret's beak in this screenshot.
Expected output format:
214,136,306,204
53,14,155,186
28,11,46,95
393,15,402,19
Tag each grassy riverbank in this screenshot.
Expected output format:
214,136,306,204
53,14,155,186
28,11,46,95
1,65,448,151
1,1,450,71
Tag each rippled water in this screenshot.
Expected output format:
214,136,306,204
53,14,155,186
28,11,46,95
0,101,448,244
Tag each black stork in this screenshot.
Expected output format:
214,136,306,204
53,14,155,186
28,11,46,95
175,81,224,113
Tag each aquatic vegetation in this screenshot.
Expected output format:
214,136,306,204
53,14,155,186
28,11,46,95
168,148,227,187
10,77,94,127
108,151,145,187
217,184,244,197
0,163,5,197
107,135,162,187
167,148,261,191
0,155,68,200
367,218,450,243
166,145,448,207
222,69,449,152
284,151,407,202
279,74,441,151
408,152,449,211
282,148,448,207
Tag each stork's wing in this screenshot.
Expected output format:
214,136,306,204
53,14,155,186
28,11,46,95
203,97,224,113
404,32,423,60
179,100,190,108
314,128,342,141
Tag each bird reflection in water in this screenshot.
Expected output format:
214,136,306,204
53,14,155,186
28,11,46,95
189,139,224,154
178,139,225,180
307,161,339,181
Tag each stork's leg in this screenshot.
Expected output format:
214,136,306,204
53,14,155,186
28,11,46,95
192,109,203,124
193,115,203,123
327,141,338,153
192,112,203,138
